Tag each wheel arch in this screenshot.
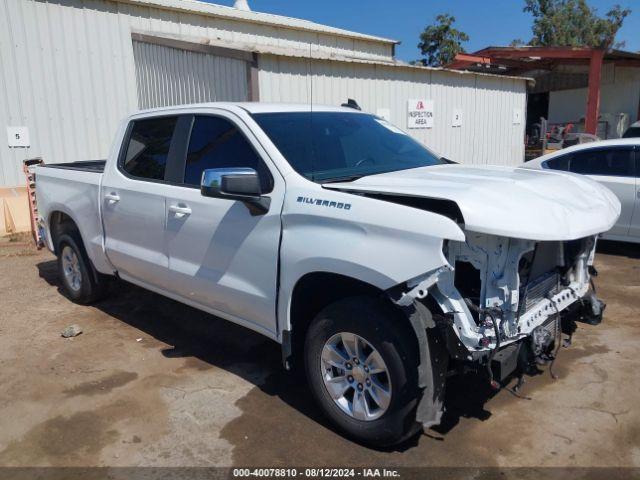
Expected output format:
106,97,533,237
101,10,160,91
283,270,451,431
48,210,107,283
49,210,82,255
283,271,419,371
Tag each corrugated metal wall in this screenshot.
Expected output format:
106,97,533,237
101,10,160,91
258,55,527,166
0,0,138,187
0,0,393,187
0,0,528,186
133,40,248,109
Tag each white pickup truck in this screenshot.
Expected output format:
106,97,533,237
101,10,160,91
36,103,620,446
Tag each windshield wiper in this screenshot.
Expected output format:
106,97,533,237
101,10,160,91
440,157,458,164
319,175,364,184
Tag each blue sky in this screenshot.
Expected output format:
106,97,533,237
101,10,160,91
212,0,639,61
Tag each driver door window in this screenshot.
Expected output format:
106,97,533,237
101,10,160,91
182,116,272,192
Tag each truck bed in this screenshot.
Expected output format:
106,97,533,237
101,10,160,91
41,160,106,173
35,160,112,274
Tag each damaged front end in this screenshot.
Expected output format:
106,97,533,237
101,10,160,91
390,231,605,430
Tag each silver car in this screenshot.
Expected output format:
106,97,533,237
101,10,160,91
525,138,639,243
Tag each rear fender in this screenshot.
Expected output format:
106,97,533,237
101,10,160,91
42,202,113,275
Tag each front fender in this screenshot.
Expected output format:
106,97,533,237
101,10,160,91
277,187,465,337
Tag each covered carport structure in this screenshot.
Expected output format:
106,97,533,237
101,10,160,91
448,46,640,135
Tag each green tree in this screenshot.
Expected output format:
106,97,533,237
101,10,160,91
417,14,469,67
522,0,631,49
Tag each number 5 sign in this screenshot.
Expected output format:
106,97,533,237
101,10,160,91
7,126,30,148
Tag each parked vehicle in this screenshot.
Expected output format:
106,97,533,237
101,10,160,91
36,103,619,446
623,121,640,138
525,138,639,244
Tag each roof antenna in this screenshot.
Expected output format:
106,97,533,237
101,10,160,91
341,99,361,110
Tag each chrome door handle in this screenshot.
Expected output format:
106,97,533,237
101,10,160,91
168,204,192,217
105,193,120,203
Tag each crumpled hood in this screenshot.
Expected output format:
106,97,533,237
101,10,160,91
323,164,621,241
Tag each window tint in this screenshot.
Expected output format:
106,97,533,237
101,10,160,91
123,117,178,180
544,155,570,171
569,148,635,177
253,112,444,183
622,127,640,138
184,116,272,192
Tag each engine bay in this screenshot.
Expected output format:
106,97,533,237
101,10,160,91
423,232,599,354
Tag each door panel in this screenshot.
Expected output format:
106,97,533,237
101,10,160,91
589,176,636,237
630,186,640,239
101,179,169,288
629,150,640,239
164,186,283,334
164,112,283,335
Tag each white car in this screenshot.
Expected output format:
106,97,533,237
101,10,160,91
35,103,619,446
525,138,639,243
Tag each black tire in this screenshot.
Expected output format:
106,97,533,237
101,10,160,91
304,296,421,447
56,232,109,304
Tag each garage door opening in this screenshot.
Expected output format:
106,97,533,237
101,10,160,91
132,38,250,109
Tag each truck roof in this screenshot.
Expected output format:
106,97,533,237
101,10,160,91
133,102,365,117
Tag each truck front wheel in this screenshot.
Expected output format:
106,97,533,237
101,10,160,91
304,296,421,446
56,233,109,304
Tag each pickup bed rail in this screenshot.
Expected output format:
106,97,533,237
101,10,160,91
41,160,106,173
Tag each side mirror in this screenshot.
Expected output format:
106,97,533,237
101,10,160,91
201,168,270,214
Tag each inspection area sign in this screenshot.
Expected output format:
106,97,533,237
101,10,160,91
407,99,433,129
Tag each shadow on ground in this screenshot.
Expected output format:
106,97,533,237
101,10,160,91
597,240,640,259
36,259,513,458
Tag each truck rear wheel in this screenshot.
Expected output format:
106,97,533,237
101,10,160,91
304,296,421,447
56,233,109,304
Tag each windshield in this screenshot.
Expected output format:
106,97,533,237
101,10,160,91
252,112,444,182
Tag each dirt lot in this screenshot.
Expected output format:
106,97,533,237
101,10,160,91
0,238,639,468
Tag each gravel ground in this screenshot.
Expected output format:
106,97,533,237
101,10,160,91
0,239,639,468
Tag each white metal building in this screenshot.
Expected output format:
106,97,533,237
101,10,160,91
0,0,528,190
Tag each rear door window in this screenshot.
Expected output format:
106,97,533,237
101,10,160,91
122,116,178,181
569,148,635,177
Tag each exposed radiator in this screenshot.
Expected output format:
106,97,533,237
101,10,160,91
519,271,560,315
